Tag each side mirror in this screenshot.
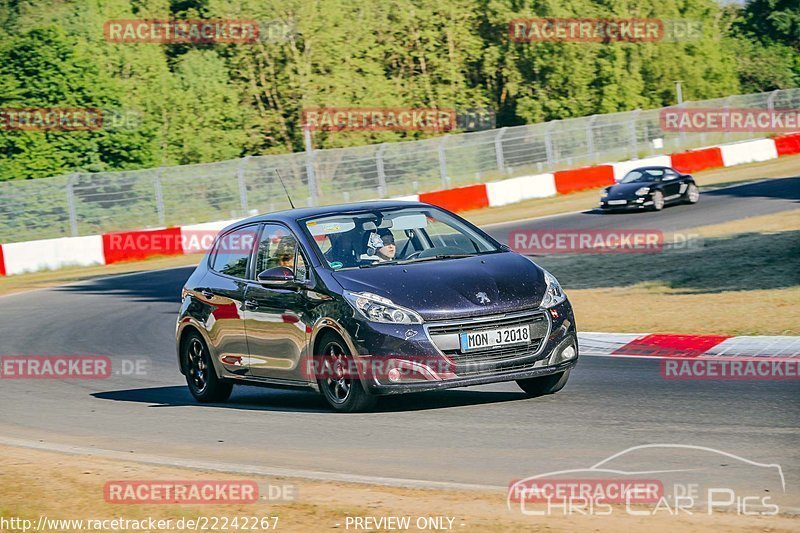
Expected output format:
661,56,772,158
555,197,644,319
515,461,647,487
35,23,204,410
257,266,295,288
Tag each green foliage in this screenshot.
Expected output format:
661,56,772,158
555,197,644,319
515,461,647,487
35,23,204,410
0,0,796,182
729,0,800,89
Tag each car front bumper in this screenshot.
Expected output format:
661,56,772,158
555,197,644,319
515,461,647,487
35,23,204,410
344,299,578,395
600,197,652,210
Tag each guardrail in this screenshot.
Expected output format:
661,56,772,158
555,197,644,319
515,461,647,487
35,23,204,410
1,89,799,243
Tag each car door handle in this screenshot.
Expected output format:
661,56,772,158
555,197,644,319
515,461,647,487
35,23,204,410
244,300,258,310
201,290,214,299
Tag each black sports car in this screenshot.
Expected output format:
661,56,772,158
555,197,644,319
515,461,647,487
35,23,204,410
599,166,699,212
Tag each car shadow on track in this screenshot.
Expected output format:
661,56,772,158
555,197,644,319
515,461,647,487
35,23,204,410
703,176,800,201
92,385,530,413
56,266,194,304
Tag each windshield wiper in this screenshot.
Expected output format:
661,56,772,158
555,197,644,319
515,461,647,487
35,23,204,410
398,254,473,264
358,260,398,268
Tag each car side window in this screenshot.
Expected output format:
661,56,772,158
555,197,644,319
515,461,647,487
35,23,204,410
210,226,258,278
663,169,678,180
255,224,308,279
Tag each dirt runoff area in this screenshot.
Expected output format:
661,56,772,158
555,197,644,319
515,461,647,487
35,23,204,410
0,444,797,532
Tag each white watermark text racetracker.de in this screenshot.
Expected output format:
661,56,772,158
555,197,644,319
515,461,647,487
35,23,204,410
0,355,147,379
510,229,702,254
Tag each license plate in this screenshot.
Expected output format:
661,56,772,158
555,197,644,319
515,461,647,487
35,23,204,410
459,325,531,352
608,200,627,205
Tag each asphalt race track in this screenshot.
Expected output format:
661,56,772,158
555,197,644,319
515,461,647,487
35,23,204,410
486,176,800,243
0,177,798,508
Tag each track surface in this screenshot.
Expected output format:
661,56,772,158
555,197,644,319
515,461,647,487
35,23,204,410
486,176,800,242
0,177,798,506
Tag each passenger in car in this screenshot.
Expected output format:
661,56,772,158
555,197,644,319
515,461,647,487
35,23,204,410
362,230,396,262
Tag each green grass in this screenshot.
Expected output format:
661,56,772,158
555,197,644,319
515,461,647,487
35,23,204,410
536,231,800,294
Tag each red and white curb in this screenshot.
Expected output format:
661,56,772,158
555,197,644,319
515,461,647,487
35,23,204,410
579,332,800,359
1,133,799,276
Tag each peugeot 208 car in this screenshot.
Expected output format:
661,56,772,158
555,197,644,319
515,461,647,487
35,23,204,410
600,166,699,211
176,201,578,412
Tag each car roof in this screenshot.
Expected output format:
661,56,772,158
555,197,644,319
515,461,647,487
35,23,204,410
627,166,674,172
230,200,432,228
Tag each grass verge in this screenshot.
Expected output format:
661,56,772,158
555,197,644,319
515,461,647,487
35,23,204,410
1,444,797,532
536,209,800,335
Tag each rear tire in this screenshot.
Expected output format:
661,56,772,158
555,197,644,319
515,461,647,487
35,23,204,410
651,191,664,211
684,183,699,204
516,370,570,397
183,331,233,403
317,333,378,413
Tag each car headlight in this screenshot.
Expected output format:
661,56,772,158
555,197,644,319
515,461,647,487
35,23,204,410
600,190,609,198
540,269,567,308
344,291,423,324
522,257,567,308
635,187,650,196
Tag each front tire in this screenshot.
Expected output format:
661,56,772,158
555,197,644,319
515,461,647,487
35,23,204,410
651,190,664,211
183,331,233,403
317,333,377,413
684,183,699,204
517,370,570,397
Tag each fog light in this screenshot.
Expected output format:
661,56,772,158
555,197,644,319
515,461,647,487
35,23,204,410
561,345,576,361
388,368,402,383
549,342,577,365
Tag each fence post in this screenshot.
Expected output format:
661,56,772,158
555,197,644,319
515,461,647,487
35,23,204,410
154,168,165,226
544,122,556,167
677,100,687,150
767,89,780,111
304,128,317,206
66,173,79,237
237,156,250,215
629,109,641,159
723,96,734,142
586,115,598,162
376,143,387,197
495,127,507,172
438,136,449,187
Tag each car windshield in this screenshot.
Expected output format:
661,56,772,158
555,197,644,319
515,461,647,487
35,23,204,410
303,206,501,270
620,168,665,183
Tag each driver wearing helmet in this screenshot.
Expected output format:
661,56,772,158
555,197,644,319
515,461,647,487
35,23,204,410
362,229,396,262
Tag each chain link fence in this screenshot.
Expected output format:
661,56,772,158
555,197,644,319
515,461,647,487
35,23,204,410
2,89,798,243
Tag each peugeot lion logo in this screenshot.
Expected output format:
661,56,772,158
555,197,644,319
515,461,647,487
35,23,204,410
476,292,491,304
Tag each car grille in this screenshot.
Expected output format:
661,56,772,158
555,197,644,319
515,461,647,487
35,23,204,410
425,310,550,374
426,313,540,335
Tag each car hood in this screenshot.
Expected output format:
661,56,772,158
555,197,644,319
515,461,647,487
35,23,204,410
331,252,546,321
608,182,655,196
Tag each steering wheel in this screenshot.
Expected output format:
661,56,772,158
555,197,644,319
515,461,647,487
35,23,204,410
403,251,422,260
